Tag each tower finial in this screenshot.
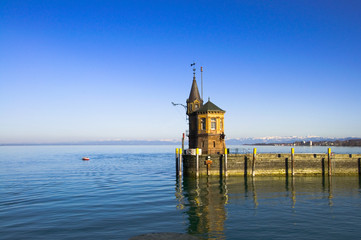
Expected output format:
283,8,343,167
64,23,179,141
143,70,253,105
190,62,196,77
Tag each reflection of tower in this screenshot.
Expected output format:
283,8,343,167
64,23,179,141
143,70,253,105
182,177,228,239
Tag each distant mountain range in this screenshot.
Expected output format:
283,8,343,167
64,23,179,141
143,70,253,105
2,136,360,146
225,136,360,145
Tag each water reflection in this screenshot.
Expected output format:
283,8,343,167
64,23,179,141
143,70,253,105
176,175,361,239
291,177,296,208
180,176,228,239
328,175,333,206
175,177,185,210
251,177,258,209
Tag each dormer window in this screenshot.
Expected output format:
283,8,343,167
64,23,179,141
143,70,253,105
195,104,199,110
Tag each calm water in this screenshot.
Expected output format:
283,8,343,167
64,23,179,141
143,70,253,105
1,145,361,239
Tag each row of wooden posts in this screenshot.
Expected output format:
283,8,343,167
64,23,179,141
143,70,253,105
176,148,334,177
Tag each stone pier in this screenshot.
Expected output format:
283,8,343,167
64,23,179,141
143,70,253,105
183,153,361,176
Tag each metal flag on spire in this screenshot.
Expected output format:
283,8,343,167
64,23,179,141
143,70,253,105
190,62,196,76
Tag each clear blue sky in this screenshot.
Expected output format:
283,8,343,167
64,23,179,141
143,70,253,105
1,0,361,144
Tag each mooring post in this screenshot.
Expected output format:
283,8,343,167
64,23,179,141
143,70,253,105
328,148,332,176
196,148,199,178
224,148,228,177
252,148,257,177
291,148,295,176
206,156,211,176
176,148,179,176
179,148,183,176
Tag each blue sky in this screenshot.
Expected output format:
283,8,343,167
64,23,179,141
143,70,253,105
1,0,361,143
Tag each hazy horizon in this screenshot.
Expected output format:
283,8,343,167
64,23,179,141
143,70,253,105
2,135,360,145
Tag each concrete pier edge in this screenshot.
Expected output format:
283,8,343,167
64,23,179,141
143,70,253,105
182,153,361,176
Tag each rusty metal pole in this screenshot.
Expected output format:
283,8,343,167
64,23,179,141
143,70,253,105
182,133,185,154
176,148,179,176
206,156,211,176
179,148,183,176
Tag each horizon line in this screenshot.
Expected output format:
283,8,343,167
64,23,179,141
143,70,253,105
1,136,361,146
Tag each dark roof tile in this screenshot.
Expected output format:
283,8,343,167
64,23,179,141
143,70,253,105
197,100,225,113
187,76,201,103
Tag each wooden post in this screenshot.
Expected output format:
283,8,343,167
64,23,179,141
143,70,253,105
196,148,199,178
176,148,179,176
291,148,295,176
252,148,257,177
179,148,183,176
328,148,332,176
224,148,228,177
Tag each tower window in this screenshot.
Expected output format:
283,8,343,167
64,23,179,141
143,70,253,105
201,118,206,130
213,141,216,148
211,118,216,130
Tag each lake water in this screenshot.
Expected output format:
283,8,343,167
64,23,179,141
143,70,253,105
1,145,361,239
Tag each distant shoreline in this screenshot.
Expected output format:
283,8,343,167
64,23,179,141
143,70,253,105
0,141,181,146
247,138,361,147
2,138,361,147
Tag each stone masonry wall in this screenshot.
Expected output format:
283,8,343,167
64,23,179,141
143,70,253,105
183,153,361,176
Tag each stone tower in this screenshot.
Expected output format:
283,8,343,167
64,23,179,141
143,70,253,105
186,73,226,155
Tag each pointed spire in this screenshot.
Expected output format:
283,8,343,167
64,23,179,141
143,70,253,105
188,75,201,103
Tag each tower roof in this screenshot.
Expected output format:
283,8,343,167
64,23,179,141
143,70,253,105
197,100,225,113
187,76,201,103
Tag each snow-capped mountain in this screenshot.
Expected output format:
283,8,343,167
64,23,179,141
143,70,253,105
225,136,357,145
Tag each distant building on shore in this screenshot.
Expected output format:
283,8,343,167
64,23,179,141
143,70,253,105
186,69,226,154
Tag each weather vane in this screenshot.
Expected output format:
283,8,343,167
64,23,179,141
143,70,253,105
190,62,196,76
